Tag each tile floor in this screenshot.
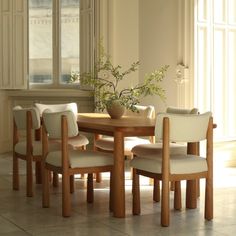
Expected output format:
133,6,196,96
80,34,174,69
0,150,236,236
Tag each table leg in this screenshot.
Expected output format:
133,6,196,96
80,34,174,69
113,130,125,218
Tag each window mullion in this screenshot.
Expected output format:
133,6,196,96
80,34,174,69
53,0,60,86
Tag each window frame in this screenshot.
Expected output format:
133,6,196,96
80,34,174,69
28,0,99,90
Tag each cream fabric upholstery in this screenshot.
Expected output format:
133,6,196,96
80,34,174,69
95,105,155,152
124,105,155,118
39,103,88,149
155,112,211,142
166,107,198,114
43,111,113,168
13,106,41,130
35,102,78,116
15,141,60,156
65,135,89,150
46,150,113,168
131,106,198,157
132,142,186,157
130,112,211,175
96,136,151,152
131,154,207,174
43,110,79,139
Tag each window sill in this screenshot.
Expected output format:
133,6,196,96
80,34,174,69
7,89,93,98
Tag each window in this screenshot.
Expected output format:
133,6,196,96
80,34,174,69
194,0,236,140
28,0,96,88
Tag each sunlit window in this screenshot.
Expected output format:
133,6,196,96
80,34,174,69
194,0,236,141
28,0,94,87
29,0,53,84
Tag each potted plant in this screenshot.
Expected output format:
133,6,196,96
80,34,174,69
71,46,169,118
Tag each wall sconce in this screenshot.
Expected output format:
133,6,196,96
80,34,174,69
175,64,189,84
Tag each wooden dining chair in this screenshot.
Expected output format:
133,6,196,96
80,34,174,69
12,106,59,197
41,110,114,217
35,102,89,188
130,112,213,226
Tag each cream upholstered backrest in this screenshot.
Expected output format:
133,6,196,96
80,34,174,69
13,106,41,130
166,106,198,114
42,110,79,139
155,112,211,142
35,102,78,116
125,105,155,118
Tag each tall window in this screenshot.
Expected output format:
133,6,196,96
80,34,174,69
194,0,236,140
28,0,95,88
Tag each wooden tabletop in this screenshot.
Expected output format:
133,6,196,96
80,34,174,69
77,113,156,136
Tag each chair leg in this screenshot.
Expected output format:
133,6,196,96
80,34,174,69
26,157,33,197
62,172,71,217
205,178,213,220
186,180,197,209
153,179,160,202
174,181,182,210
35,161,42,184
80,173,85,179
161,179,170,227
170,181,175,191
196,178,200,197
132,168,140,215
109,171,114,212
42,168,50,208
13,154,19,190
70,175,75,193
95,172,102,183
87,173,94,203
53,172,59,187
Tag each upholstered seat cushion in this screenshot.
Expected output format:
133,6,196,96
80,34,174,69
55,134,89,150
130,154,208,174
14,141,60,156
35,103,78,116
46,150,113,168
131,142,187,157
95,136,151,152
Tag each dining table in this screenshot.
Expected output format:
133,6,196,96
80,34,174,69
77,113,156,218
77,113,212,217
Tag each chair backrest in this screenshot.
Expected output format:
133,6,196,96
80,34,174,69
125,105,155,119
155,112,212,142
166,106,198,114
13,106,41,130
35,102,78,116
42,110,79,139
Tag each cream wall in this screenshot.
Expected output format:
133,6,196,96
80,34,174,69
104,0,180,112
0,91,12,153
106,0,140,89
139,0,179,112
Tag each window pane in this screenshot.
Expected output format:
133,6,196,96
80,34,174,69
229,0,236,24
60,0,80,84
29,0,53,84
213,0,226,24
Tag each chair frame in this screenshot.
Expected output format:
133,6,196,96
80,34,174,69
132,116,213,226
13,110,42,197
42,114,113,217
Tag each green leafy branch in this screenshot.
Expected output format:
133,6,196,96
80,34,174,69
72,43,169,112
